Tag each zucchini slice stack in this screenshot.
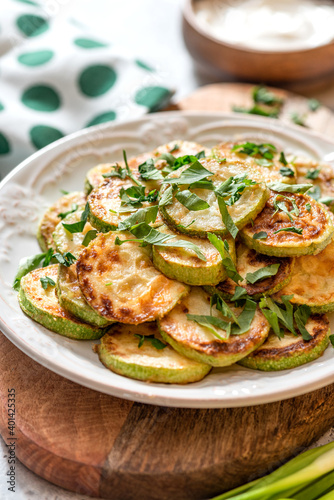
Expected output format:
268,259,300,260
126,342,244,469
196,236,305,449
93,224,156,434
15,139,334,383
205,241,294,299
240,191,333,257
96,322,211,384
37,191,86,251
19,266,105,340
238,315,330,371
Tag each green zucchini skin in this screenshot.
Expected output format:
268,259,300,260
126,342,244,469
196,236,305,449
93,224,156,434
160,158,270,238
37,192,86,251
240,193,334,257
158,287,270,367
87,203,117,233
19,265,106,340
96,322,211,384
204,242,294,300
56,264,112,327
152,225,231,286
238,315,330,371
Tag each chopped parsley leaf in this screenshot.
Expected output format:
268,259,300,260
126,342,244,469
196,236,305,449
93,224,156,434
40,276,56,290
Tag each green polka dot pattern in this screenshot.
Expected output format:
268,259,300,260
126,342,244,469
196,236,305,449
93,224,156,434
86,111,116,127
0,133,10,155
135,59,154,72
74,38,108,49
18,50,54,66
21,85,61,112
78,65,117,97
0,3,173,176
16,14,49,37
14,0,40,5
135,86,173,112
30,125,64,149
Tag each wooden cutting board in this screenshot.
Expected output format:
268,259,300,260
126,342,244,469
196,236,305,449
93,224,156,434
1,83,334,500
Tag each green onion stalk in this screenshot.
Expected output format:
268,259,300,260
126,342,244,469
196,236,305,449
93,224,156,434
211,442,334,500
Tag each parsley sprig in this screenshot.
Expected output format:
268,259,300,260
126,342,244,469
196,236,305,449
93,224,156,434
162,160,213,186
58,203,78,220
272,194,300,222
116,218,207,261
138,158,163,181
232,142,276,160
13,249,77,291
40,276,56,290
119,185,158,208
208,234,242,283
260,296,312,341
62,202,89,234
215,174,256,206
134,334,167,350
102,150,142,186
187,297,257,339
233,86,283,118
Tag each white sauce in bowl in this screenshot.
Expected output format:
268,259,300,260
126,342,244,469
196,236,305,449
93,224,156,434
194,0,334,51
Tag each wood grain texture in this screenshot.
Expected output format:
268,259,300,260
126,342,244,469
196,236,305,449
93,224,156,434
1,332,334,499
178,83,334,138
100,391,334,500
0,333,133,497
1,84,334,499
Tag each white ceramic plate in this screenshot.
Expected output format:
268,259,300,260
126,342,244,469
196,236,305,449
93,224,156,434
1,111,334,408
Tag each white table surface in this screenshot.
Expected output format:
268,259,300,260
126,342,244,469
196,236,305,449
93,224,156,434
1,0,334,498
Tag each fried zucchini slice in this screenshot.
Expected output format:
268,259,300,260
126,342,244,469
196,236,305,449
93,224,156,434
238,315,330,371
212,141,296,184
273,239,334,313
57,264,111,327
19,265,105,340
240,192,334,257
158,287,270,367
87,178,162,233
76,232,189,324
53,209,96,258
37,192,86,251
160,158,269,238
293,156,334,209
84,140,209,194
205,242,294,299
152,225,233,286
95,322,211,384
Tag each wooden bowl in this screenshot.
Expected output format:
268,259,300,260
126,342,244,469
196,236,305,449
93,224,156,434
182,0,334,83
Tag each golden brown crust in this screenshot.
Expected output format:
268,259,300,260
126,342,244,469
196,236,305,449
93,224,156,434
159,288,269,358
246,315,329,361
212,141,296,184
273,239,334,309
38,192,86,250
21,265,83,323
294,156,334,201
240,192,334,259
250,192,327,243
76,232,189,324
216,243,293,297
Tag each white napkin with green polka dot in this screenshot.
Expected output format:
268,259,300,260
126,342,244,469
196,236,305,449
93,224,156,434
0,0,174,178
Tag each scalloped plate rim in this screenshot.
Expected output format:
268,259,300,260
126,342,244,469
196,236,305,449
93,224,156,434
1,110,334,409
